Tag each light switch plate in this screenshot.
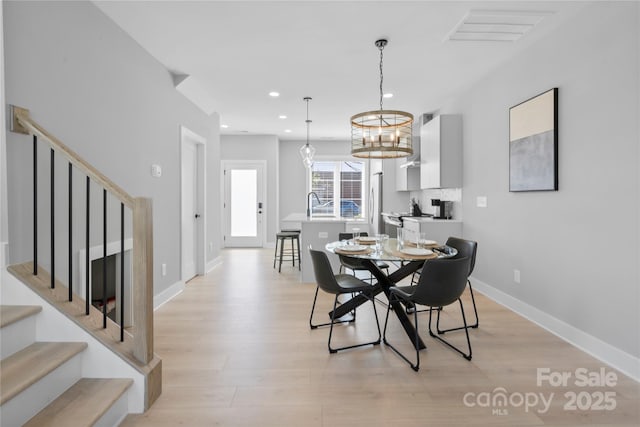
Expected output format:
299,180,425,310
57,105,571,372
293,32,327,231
477,196,487,208
318,232,328,238
151,164,162,178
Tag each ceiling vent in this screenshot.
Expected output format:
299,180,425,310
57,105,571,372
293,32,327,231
447,10,553,42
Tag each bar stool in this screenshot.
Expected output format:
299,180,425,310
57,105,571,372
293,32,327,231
273,231,301,272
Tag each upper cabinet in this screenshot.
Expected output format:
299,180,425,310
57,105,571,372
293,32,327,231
395,133,420,191
420,115,462,189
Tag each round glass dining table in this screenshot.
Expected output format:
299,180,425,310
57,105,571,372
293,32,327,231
325,238,457,350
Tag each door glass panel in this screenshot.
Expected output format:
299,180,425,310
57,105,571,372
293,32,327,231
230,169,257,237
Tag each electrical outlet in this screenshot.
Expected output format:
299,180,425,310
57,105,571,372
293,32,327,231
162,263,167,276
318,232,328,238
514,269,521,284
477,196,487,208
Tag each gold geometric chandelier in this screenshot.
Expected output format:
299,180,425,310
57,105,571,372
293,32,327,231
351,39,413,159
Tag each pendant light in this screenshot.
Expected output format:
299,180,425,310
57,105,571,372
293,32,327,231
299,97,315,168
350,39,413,158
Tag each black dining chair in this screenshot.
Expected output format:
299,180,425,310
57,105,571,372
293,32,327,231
337,232,389,281
383,257,472,371
308,248,381,353
436,236,479,332
407,237,478,329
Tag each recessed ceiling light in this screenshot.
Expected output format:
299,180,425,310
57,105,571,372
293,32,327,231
284,129,292,133
221,124,229,128
269,91,280,97
279,115,287,119
383,93,394,98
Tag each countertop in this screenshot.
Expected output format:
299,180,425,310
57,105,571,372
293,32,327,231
282,213,367,223
402,217,462,223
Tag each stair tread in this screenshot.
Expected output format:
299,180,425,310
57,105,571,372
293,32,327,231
0,341,88,405
23,378,133,427
0,305,42,328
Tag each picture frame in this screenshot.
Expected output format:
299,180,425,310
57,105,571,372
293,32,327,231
509,88,558,192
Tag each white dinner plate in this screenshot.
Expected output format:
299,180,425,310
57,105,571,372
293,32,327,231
339,245,367,252
400,248,433,256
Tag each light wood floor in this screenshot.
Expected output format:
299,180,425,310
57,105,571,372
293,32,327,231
122,248,639,426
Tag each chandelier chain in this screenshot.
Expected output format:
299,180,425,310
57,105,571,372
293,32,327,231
304,97,312,146
379,43,384,112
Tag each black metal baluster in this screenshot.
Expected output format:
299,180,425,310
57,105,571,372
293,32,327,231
68,163,73,301
33,135,38,275
85,177,90,315
103,189,107,328
50,148,55,289
120,202,124,342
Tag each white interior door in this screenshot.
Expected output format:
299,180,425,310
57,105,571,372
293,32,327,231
181,126,206,282
223,162,265,247
181,141,198,281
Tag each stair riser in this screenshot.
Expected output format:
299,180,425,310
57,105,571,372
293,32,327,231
94,391,130,427
0,353,82,427
0,314,37,359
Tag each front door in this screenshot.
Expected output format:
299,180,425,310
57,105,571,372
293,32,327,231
223,162,265,247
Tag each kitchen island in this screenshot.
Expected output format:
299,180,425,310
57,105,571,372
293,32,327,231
281,213,367,282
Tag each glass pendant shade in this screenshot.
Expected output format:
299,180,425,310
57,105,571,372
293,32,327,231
300,96,315,168
299,143,315,168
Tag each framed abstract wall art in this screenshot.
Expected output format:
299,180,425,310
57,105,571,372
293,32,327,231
509,88,558,192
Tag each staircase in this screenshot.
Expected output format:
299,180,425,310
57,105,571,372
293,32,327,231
0,305,133,426
1,106,162,425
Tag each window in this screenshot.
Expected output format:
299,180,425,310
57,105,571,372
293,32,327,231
308,160,365,218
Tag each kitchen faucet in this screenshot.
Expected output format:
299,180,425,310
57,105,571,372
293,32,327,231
307,192,321,218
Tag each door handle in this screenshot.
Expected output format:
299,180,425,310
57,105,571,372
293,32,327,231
195,214,201,219
258,211,262,214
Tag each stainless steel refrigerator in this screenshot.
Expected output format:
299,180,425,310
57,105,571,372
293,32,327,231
369,171,384,235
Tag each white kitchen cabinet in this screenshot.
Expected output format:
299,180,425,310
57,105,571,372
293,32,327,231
420,115,462,189
395,157,420,191
402,218,462,246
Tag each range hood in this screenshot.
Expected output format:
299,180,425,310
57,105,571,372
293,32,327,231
399,113,433,168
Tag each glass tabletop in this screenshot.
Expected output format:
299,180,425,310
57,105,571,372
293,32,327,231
325,238,457,262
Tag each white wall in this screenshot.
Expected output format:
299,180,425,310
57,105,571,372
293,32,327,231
220,135,279,244
4,1,221,297
0,1,7,268
443,2,639,362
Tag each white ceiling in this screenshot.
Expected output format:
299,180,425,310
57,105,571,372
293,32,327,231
94,1,588,141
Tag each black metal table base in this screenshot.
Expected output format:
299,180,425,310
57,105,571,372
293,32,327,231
328,259,426,350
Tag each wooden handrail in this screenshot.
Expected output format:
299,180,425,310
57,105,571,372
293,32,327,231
10,106,135,208
9,105,153,365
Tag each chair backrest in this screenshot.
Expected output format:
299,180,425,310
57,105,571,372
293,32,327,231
411,257,469,308
338,232,369,241
309,249,342,295
445,236,478,276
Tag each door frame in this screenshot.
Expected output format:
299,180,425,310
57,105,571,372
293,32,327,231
221,160,267,248
180,126,206,281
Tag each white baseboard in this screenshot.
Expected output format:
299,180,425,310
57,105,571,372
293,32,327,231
471,277,640,382
153,280,185,310
206,256,223,274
